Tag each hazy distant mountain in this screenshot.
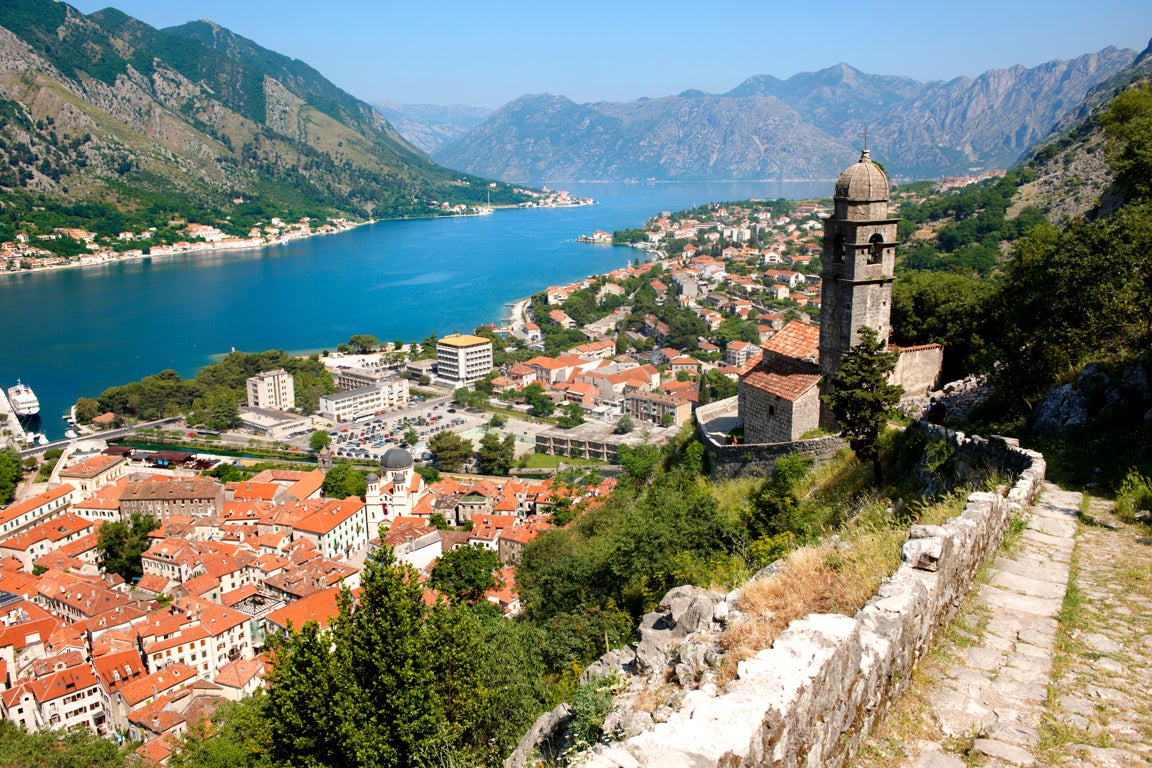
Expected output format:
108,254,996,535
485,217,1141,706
373,101,491,154
436,49,1136,182
0,0,526,219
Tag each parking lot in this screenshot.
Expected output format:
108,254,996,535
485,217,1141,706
314,394,529,464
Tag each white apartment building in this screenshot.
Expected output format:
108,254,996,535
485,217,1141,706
436,334,493,387
318,378,410,422
246,369,296,410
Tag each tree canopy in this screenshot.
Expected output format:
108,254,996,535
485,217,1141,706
429,432,472,473
823,327,902,482
263,547,546,767
429,545,500,605
97,512,159,581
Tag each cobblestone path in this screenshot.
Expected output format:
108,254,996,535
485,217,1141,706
852,482,1152,768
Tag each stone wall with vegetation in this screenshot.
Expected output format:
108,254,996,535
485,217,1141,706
704,435,845,480
567,426,1045,767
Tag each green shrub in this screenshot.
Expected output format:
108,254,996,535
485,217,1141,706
568,673,621,746
1114,470,1152,523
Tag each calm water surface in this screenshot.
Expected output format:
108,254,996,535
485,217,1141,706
0,181,826,437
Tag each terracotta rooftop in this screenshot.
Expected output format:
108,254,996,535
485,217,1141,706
741,355,822,402
760,320,820,363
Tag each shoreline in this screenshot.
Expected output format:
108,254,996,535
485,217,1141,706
0,196,599,280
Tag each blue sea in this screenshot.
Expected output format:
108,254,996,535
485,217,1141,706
0,180,827,438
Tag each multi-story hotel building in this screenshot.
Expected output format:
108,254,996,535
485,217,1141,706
436,334,493,387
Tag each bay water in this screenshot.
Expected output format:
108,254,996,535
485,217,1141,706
0,180,827,437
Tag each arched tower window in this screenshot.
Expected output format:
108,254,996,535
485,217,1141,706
833,233,846,263
868,233,884,264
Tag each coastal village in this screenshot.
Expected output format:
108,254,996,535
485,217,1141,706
0,176,894,760
0,187,591,274
0,147,963,764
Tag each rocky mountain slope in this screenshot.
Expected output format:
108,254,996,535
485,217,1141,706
1014,39,1152,224
372,100,490,154
0,0,524,220
435,49,1136,183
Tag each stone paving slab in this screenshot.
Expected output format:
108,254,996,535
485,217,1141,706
857,484,1152,768
850,482,1079,768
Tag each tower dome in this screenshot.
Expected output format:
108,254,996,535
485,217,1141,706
834,149,890,202
380,447,414,471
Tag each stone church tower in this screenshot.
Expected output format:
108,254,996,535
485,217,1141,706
818,150,897,420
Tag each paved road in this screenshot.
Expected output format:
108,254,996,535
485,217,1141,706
17,417,182,459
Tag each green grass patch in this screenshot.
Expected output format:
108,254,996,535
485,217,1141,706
519,453,607,470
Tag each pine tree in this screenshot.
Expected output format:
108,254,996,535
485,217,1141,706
823,326,902,483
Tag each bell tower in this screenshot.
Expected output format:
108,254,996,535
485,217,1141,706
818,149,898,383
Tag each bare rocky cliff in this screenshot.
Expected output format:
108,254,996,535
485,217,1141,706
436,50,1136,183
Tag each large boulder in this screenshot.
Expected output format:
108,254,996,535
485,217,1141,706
504,703,573,768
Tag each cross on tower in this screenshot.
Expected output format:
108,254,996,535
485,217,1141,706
861,127,869,152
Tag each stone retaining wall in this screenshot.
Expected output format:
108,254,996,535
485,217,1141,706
574,425,1045,767
707,435,846,479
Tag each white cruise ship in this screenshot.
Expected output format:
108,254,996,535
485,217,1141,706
7,380,40,418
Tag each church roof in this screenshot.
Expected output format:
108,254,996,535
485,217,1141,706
741,356,822,402
380,448,413,470
760,321,820,363
834,149,890,202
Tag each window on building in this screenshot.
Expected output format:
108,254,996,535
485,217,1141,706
868,233,884,264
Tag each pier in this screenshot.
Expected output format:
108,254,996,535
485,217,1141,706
0,389,30,448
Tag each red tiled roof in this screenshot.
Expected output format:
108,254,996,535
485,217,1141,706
759,320,820,362
264,585,343,631
741,355,822,401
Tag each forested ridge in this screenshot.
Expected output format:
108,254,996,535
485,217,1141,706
0,0,531,246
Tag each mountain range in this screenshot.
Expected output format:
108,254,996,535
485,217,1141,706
431,49,1140,182
0,0,525,222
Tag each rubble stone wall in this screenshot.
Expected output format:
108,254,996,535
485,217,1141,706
576,426,1045,768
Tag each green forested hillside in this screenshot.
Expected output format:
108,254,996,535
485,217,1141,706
0,0,530,239
890,73,1152,484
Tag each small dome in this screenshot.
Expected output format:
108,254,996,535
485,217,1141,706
365,473,379,484
834,149,890,202
380,447,413,470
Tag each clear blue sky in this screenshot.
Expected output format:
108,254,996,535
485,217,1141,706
69,0,1152,109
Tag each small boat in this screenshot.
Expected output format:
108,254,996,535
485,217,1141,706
7,380,40,418
65,429,78,439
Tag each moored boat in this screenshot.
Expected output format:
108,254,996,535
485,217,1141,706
7,380,40,418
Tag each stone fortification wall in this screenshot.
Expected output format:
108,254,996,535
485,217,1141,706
541,426,1045,768
892,343,945,399
695,397,844,479
707,435,846,480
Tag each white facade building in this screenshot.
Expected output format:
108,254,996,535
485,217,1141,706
318,378,410,422
246,369,296,410
436,334,493,387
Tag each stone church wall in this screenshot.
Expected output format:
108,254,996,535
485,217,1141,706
737,383,820,446
699,397,841,479
558,426,1045,768
892,344,945,399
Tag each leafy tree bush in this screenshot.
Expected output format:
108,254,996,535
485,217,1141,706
476,432,514,475
823,327,902,483
263,548,545,767
429,432,472,473
0,448,21,505
98,512,159,581
429,545,500,605
320,462,366,499
309,430,331,451
557,402,585,429
1100,81,1152,201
